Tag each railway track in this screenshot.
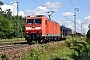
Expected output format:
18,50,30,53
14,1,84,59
0,40,64,60
0,41,28,52
0,41,31,60
0,39,64,52
0,39,65,52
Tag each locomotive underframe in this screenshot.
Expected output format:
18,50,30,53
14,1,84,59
24,33,62,44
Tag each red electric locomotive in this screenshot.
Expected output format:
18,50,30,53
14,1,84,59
24,15,62,44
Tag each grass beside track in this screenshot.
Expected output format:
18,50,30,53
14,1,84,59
0,36,86,60
18,36,86,60
0,38,25,43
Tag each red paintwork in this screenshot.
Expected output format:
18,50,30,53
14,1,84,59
24,15,61,37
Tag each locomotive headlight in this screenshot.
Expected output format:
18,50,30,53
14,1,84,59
42,35,45,36
26,27,31,30
26,32,29,33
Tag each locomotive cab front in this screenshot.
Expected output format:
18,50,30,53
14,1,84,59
24,16,42,41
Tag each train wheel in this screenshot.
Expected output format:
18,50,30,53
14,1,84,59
38,39,43,44
38,40,41,43
37,38,41,43
27,39,32,45
54,38,57,42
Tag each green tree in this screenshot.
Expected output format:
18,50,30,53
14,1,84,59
0,1,25,38
18,16,25,37
0,1,4,14
0,15,15,39
12,16,25,38
86,30,90,38
0,1,4,5
3,9,12,19
86,23,90,43
88,24,90,30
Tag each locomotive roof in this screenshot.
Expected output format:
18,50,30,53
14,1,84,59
36,15,59,24
27,15,59,24
47,18,59,24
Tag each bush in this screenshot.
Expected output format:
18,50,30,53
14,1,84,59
65,36,90,60
86,30,90,38
29,49,41,60
1,53,9,60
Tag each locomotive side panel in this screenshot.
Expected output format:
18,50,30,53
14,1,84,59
41,16,61,37
46,20,61,36
41,16,46,37
57,24,61,35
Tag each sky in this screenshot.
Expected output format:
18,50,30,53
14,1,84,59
0,0,90,35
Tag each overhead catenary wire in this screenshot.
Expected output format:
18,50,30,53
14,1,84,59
69,0,75,8
69,0,79,34
64,16,74,22
32,0,61,20
32,0,42,6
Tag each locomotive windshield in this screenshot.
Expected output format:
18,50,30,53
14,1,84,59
27,19,34,24
35,19,42,24
27,18,42,24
